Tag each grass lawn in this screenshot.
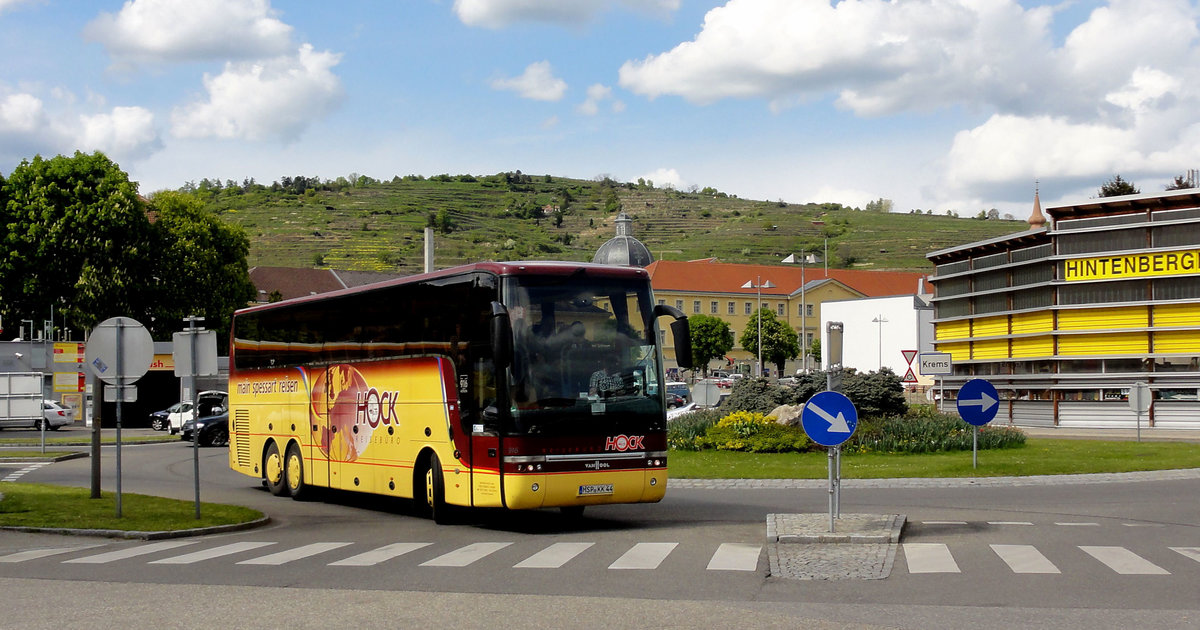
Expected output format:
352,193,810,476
0,482,263,532
668,438,1200,479
0,435,176,447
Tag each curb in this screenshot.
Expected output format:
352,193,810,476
0,515,272,540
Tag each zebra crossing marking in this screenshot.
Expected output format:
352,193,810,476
150,542,277,565
0,544,102,563
236,542,352,566
990,544,1060,574
513,542,595,569
420,542,512,567
609,542,678,570
902,543,961,573
330,542,433,567
64,540,198,564
1079,546,1169,575
1,462,48,482
706,543,761,571
1170,547,1200,564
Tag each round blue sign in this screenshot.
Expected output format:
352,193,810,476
956,378,1000,426
801,390,858,447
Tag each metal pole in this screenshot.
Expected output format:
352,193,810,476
834,445,841,518
189,317,202,518
115,321,123,518
972,426,978,469
1137,410,1142,443
757,276,762,378
800,257,806,372
827,446,835,533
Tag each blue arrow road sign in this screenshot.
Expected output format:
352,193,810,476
957,378,1000,426
801,391,858,447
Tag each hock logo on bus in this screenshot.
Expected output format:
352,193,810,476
355,388,401,427
605,434,645,452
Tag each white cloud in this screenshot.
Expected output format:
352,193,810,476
83,0,293,64
455,0,678,28
637,167,685,190
0,0,39,16
78,106,161,161
490,61,567,102
170,44,343,142
0,92,45,133
577,83,623,115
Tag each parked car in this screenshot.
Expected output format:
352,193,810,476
38,400,74,430
148,402,187,431
180,412,229,447
168,391,228,435
665,381,691,403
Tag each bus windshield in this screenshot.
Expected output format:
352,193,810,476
504,274,663,434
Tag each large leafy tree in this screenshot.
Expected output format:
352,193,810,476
686,314,734,377
0,151,154,336
144,190,256,345
738,308,800,376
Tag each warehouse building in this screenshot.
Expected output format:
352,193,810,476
926,189,1200,428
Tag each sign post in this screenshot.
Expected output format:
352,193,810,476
85,316,153,516
956,378,999,469
919,352,953,412
1128,381,1152,442
801,390,858,532
175,316,218,519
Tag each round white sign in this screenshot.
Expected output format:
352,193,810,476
85,316,154,385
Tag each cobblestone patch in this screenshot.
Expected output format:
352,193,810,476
769,542,897,580
768,513,905,544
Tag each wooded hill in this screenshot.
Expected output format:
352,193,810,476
191,173,1027,274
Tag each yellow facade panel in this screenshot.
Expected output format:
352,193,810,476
937,341,970,362
1153,303,1200,327
1154,330,1200,353
1011,336,1053,358
1057,332,1148,355
1011,311,1053,334
935,320,970,341
1057,307,1147,331
972,316,1008,337
972,339,1008,359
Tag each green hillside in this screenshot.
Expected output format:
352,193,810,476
193,173,1027,273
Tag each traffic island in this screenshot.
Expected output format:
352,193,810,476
766,513,905,580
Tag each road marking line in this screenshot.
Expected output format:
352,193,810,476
0,544,103,563
513,542,595,569
609,542,678,570
420,542,512,567
330,542,433,566
1170,547,1200,564
903,543,960,573
64,540,199,564
920,521,967,525
150,542,277,564
1055,522,1100,526
1,462,48,482
706,543,761,571
987,521,1033,526
1080,546,1169,575
1122,523,1164,527
991,544,1060,574
236,542,352,565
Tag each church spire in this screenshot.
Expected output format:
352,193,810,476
1028,180,1047,229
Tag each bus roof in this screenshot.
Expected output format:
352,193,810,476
236,260,651,316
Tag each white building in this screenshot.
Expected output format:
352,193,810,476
820,294,935,385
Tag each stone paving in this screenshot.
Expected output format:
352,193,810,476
766,513,905,580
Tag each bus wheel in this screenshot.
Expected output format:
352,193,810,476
264,443,288,497
285,444,311,501
425,454,451,524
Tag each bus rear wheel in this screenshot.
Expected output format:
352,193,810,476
264,442,288,497
285,444,311,501
424,454,451,524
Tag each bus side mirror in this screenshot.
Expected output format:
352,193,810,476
654,304,693,370
490,302,512,369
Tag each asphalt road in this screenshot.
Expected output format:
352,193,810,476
2,433,1199,628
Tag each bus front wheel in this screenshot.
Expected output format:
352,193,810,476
425,454,451,524
264,443,288,497
285,444,311,501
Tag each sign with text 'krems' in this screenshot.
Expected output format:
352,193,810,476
919,352,953,376
801,390,858,447
956,378,1000,427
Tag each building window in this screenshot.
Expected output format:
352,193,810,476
675,299,683,310
806,304,814,317
693,300,700,314
710,301,718,314
727,302,735,314
777,303,785,316
745,302,752,315
657,299,665,306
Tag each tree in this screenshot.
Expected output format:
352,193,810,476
738,308,800,376
864,198,893,213
1099,174,1139,197
1165,173,1195,190
143,191,257,345
686,314,734,377
0,151,154,336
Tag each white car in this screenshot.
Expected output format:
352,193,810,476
39,400,75,430
168,391,228,435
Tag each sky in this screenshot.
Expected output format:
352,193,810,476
2,0,1199,220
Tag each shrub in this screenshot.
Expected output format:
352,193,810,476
667,408,722,451
722,377,788,413
846,408,1026,454
698,410,812,453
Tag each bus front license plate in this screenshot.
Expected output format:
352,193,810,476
578,484,613,496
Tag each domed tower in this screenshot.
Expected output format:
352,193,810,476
1029,182,1047,229
592,212,654,267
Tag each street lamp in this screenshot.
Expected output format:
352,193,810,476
872,315,888,371
741,276,776,377
782,251,819,372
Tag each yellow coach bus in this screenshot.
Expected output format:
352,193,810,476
227,261,692,522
